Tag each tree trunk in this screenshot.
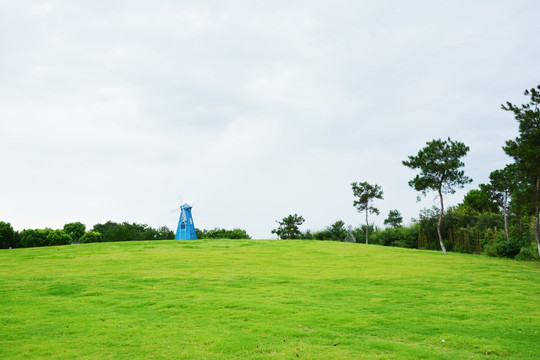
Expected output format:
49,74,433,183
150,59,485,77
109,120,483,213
437,189,447,255
365,208,369,244
503,190,509,242
534,174,540,256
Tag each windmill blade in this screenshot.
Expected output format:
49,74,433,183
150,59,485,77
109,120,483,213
170,194,184,212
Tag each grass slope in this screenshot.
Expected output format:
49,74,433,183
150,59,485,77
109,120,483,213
0,240,539,359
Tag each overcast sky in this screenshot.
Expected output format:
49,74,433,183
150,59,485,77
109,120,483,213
1,1,539,239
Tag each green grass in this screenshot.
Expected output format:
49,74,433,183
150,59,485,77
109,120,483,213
0,240,539,359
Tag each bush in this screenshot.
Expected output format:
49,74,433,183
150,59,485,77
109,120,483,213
156,226,175,239
299,229,314,240
371,225,419,249
196,228,251,239
80,231,103,243
483,243,500,257
482,232,527,258
63,222,86,243
313,229,331,241
227,228,251,239
515,243,540,261
19,229,51,248
91,221,174,242
46,230,72,246
395,225,419,248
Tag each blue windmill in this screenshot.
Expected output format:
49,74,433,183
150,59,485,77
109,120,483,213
175,203,197,240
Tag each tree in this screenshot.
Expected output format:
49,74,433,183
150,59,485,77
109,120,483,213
0,221,16,249
63,222,86,243
19,229,51,248
92,221,150,242
351,181,384,244
483,163,518,241
458,189,499,213
327,220,347,241
271,214,305,239
156,226,175,239
226,228,251,239
80,231,103,243
403,138,472,254
502,85,540,257
46,229,72,246
384,210,403,228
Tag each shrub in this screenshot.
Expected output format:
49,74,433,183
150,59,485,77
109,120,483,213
46,230,72,246
482,232,527,258
196,228,251,239
313,229,331,241
19,229,51,248
80,231,103,243
515,243,540,261
63,222,86,243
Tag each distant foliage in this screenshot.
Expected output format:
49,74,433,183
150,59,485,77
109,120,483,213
63,222,86,243
0,221,17,249
1,221,174,249
80,231,103,243
91,221,175,242
196,228,251,239
20,229,51,248
415,205,536,258
46,229,72,246
371,224,419,249
272,214,305,239
384,210,403,228
307,221,348,241
459,189,499,213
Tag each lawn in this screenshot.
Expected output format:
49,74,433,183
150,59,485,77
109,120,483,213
0,240,539,359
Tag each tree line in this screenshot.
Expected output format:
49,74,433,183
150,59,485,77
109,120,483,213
272,85,540,261
0,221,174,249
0,220,251,249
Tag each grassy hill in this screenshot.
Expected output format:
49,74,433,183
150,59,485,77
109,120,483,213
0,240,539,359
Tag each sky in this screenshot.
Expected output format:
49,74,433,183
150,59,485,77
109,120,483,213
1,1,539,239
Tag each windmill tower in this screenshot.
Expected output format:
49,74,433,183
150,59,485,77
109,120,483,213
175,203,197,240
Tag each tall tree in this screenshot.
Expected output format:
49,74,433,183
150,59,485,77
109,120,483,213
351,181,383,244
271,214,305,239
502,85,540,256
403,138,472,254
482,163,518,241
